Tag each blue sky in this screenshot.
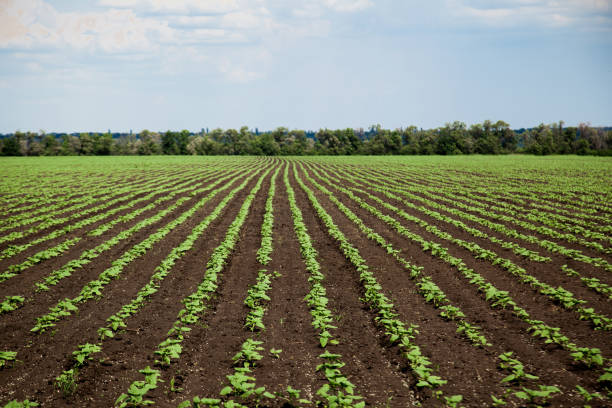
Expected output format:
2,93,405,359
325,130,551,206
0,0,611,133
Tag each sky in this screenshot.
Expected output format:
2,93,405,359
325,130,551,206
0,0,611,133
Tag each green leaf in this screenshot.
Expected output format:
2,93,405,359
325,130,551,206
220,386,233,396
514,391,528,400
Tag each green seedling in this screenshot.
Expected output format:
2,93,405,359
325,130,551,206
0,351,17,368
170,377,184,393
514,385,560,406
3,400,39,408
55,368,78,397
498,352,538,384
72,343,101,367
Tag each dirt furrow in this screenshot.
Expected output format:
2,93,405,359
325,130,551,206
0,173,259,405
289,166,417,407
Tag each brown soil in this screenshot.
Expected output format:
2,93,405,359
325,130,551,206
0,169,203,249
0,171,256,404
365,166,612,262
0,159,609,408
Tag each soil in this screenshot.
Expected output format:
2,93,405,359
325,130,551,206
0,158,610,408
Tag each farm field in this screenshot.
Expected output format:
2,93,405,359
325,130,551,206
0,155,611,408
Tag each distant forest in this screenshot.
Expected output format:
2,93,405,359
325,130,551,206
1,121,611,156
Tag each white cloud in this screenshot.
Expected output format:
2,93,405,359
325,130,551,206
292,4,323,18
184,28,246,43
285,18,331,38
448,0,612,28
0,0,343,83
218,60,260,82
0,0,314,52
152,95,166,105
165,9,276,33
98,0,239,14
321,0,373,12
293,0,372,17
563,0,611,12
0,0,174,51
24,61,43,72
167,15,215,26
221,10,271,29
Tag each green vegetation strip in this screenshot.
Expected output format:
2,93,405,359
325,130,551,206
322,165,612,331
116,168,269,407
292,163,459,405
0,167,223,280
0,172,186,244
98,170,259,340
29,169,256,334
375,164,612,231
181,166,312,408
0,171,206,262
348,166,612,297
309,164,609,373
284,164,365,407
300,163,490,347
0,170,245,314
359,167,612,268
255,167,279,266
304,163,602,405
0,171,188,233
51,170,263,404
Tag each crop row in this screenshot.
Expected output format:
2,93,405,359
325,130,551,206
0,169,189,233
340,165,612,272
29,168,264,334
0,168,253,315
0,167,221,263
284,164,365,407
0,170,193,245
333,166,612,300
373,164,612,241
297,163,605,406
117,167,270,406
292,164,462,405
294,162,609,393
315,165,611,331
49,168,266,407
0,167,227,280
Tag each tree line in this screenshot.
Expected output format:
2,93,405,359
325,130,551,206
1,121,611,156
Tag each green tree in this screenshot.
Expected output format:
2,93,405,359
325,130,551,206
13,131,27,155
42,134,60,155
522,124,549,155
161,131,178,155
435,122,466,155
417,131,435,155
286,129,309,155
94,133,113,155
493,120,516,153
256,133,280,155
340,128,362,154
60,135,79,155
195,136,223,155
177,130,190,155
137,130,160,155
234,126,252,155
79,133,95,155
575,138,591,155
1,136,22,156
470,120,500,154
400,126,419,154
223,128,240,154
315,128,359,155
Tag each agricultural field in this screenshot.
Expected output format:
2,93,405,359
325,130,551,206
0,155,611,408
